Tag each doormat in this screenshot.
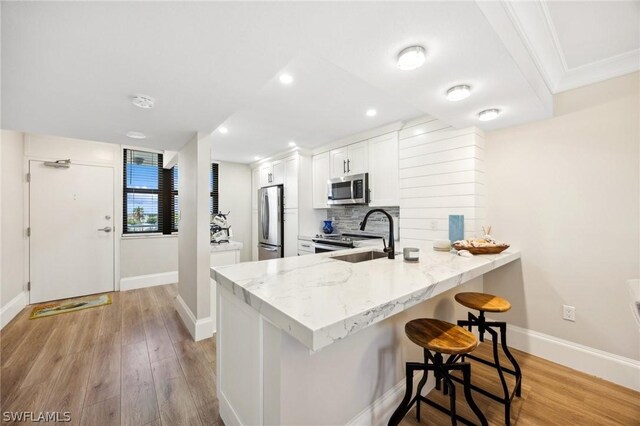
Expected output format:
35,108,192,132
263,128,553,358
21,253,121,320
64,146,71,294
29,294,112,319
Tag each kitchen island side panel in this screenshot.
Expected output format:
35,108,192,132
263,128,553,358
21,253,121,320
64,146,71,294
217,276,484,426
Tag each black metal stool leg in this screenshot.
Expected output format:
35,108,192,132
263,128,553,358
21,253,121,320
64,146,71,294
415,349,430,422
499,323,522,397
388,362,421,426
440,369,457,426
461,363,488,426
487,327,511,426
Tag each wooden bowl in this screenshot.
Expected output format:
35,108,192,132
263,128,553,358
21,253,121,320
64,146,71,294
451,244,510,255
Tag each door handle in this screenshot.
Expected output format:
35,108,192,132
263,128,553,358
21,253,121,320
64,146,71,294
347,159,351,173
262,247,277,252
98,226,112,233
343,160,346,174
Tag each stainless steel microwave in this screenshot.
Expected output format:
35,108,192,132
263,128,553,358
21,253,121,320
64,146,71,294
327,173,369,205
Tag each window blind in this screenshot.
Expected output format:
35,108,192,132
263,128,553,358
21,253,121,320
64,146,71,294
172,166,179,232
211,163,219,215
122,149,163,234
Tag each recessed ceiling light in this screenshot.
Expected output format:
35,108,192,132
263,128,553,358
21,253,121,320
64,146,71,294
279,73,294,85
126,131,146,139
253,156,261,161
218,126,228,134
478,109,500,122
366,109,377,117
288,141,296,147
131,94,155,109
446,85,471,101
397,45,426,70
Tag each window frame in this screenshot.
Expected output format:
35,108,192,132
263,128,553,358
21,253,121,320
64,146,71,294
211,162,219,216
122,148,165,235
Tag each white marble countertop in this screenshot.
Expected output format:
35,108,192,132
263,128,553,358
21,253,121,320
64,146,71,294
211,242,520,351
210,240,243,252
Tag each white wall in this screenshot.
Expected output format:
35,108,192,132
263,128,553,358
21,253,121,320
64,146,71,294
398,118,486,245
177,132,213,340
120,236,178,278
484,72,640,361
1,131,25,307
216,161,252,262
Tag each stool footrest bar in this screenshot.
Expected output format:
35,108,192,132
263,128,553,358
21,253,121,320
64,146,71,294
418,396,483,426
465,354,518,375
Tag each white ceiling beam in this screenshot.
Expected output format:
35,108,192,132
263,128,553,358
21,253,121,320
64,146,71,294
475,0,554,114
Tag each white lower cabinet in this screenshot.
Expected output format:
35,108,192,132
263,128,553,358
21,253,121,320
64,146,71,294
283,209,298,258
210,247,241,334
298,239,314,256
210,250,240,267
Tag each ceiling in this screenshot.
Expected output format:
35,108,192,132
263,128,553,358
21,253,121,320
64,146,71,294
481,0,640,93
2,1,638,163
212,55,423,163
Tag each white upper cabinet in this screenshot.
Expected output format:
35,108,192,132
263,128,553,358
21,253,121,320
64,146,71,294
345,141,368,175
312,152,330,208
284,155,299,208
329,147,348,178
259,163,272,187
258,160,284,187
330,141,368,178
272,160,284,185
368,133,399,207
252,167,260,211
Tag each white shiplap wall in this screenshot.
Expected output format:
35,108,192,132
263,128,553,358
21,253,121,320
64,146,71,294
399,118,485,245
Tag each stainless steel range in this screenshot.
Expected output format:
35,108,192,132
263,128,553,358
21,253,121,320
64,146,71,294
312,232,383,253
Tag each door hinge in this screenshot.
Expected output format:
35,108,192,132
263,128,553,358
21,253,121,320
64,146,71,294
26,172,31,183
27,227,31,237
27,282,31,291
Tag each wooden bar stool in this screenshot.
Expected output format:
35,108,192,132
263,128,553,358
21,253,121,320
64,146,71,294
454,292,523,426
388,319,488,426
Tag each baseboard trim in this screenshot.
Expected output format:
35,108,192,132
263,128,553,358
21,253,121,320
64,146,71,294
173,295,214,342
120,271,178,291
1,291,28,330
347,372,430,426
346,323,640,425
219,391,244,426
505,324,640,391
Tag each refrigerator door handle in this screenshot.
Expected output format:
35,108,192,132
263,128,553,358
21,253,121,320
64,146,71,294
264,192,270,240
261,246,278,252
260,191,267,241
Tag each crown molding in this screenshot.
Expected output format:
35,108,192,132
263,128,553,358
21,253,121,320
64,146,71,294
480,0,640,94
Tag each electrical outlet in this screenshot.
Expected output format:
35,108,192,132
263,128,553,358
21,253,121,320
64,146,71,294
430,220,438,231
562,305,576,322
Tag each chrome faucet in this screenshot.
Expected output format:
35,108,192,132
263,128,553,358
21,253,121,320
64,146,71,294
360,208,395,259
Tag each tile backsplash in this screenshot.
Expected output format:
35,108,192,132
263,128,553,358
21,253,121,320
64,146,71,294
325,205,399,236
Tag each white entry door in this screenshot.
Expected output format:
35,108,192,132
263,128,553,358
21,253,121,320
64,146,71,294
30,160,115,303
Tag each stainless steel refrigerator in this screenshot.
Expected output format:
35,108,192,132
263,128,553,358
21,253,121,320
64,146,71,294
258,185,284,260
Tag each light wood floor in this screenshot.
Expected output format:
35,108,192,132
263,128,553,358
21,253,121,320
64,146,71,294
1,285,639,425
0,285,220,426
399,339,640,426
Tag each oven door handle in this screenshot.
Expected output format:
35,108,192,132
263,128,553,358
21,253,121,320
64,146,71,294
313,243,348,251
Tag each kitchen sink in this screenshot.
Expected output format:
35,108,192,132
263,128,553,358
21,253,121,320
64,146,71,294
332,250,388,263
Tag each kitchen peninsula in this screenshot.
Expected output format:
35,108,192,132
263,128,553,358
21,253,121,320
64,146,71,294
211,243,520,425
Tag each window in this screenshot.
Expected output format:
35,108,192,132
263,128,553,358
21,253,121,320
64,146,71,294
123,149,163,234
211,163,219,215
171,166,179,232
123,150,217,234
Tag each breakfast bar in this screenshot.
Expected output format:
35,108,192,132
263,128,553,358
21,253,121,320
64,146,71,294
211,243,520,425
